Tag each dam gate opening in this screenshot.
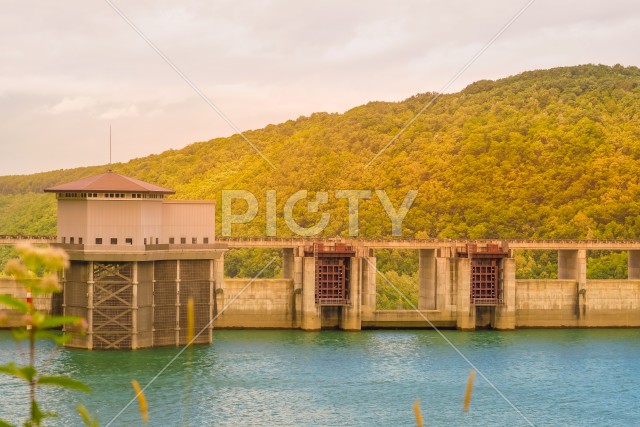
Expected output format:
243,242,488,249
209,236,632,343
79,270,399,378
305,243,356,306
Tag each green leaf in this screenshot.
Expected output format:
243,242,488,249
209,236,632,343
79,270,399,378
37,376,91,392
40,315,81,329
30,399,43,425
0,363,35,382
0,417,16,427
76,405,99,427
0,295,29,314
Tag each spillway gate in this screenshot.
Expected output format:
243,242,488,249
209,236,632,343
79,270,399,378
305,243,356,306
458,243,509,306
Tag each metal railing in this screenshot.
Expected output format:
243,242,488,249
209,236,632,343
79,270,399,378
3,235,640,250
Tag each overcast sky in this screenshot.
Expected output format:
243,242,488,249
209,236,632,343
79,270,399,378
1,0,638,175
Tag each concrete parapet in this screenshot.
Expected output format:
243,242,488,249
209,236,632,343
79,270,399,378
515,279,580,327
213,279,295,328
363,309,456,328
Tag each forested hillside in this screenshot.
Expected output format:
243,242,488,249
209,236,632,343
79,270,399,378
1,64,639,303
2,64,639,241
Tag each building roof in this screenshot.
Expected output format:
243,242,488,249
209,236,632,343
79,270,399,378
44,171,175,194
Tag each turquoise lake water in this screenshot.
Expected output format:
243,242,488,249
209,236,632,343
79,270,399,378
1,328,639,426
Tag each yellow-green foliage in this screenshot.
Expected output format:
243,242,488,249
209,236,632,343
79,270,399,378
224,248,283,278
375,249,419,309
377,270,419,310
1,65,639,241
0,194,56,235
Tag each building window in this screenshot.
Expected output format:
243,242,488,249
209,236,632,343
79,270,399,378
144,238,147,245
192,237,197,244
96,238,102,245
79,237,83,244
180,237,186,244
62,237,66,244
111,238,117,245
70,237,74,244
169,237,175,244
203,237,209,244
125,238,133,245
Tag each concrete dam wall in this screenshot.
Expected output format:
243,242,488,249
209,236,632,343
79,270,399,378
211,277,640,330
4,241,640,350
516,279,640,328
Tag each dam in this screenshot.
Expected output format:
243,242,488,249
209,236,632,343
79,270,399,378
1,171,639,349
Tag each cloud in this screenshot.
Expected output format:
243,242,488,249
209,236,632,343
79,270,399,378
99,105,140,120
40,96,96,114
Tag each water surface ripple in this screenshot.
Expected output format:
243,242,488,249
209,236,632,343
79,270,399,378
1,329,639,426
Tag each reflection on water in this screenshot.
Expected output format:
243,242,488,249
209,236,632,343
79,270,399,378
1,329,639,426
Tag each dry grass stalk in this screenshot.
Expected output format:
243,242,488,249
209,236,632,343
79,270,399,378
131,379,149,423
413,399,424,427
463,370,476,412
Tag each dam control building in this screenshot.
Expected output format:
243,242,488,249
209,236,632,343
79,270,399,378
45,171,226,349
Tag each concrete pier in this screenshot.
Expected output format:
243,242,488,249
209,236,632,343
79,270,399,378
301,257,321,331
282,248,294,280
339,257,362,331
360,256,377,320
418,249,436,310
493,258,516,330
629,250,640,280
456,258,474,330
